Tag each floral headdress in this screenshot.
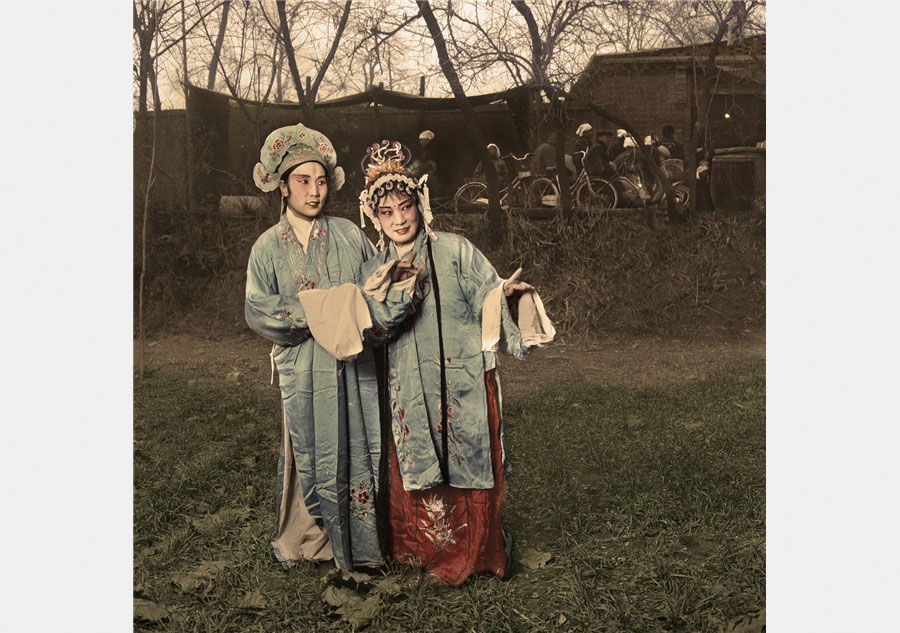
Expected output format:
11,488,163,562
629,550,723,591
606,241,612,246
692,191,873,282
252,123,345,196
358,139,434,250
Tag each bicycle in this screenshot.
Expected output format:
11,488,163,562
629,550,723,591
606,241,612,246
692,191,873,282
453,153,534,212
610,149,690,209
527,151,618,211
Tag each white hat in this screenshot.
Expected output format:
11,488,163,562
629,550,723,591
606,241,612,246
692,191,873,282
576,123,593,137
623,136,636,148
616,129,627,138
419,130,435,141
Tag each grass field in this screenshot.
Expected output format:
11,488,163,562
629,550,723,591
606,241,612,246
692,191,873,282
134,358,764,632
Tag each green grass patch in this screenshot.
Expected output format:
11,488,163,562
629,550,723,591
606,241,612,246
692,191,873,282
134,359,764,632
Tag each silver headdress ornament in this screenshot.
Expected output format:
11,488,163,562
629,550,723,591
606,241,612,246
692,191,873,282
358,139,435,250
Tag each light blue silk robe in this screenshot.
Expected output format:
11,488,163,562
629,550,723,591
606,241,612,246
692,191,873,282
360,228,528,492
245,213,411,569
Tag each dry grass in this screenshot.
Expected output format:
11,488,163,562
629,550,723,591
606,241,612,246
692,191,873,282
134,358,764,632
434,206,765,342
135,200,764,343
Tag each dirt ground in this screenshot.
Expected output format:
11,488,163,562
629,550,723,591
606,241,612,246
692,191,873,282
136,330,765,400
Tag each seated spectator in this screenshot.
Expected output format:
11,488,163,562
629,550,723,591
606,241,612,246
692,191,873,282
583,130,614,179
574,123,593,156
474,143,509,187
531,135,557,177
415,129,438,178
644,134,671,165
659,125,685,160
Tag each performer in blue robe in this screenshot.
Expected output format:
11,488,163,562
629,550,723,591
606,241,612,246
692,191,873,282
356,141,556,584
244,124,413,570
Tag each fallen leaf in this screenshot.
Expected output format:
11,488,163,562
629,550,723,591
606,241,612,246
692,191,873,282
242,456,258,467
172,560,228,594
625,415,643,429
323,585,382,629
681,421,704,430
340,594,381,629
134,598,170,622
236,590,267,609
519,547,552,569
323,585,359,608
172,571,208,594
338,569,376,591
558,614,568,625
226,371,241,383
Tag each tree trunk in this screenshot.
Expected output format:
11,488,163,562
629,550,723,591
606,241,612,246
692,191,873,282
277,0,314,122
137,34,152,112
138,105,158,381
308,0,352,103
417,1,505,243
684,1,744,218
206,0,231,90
550,94,572,219
182,0,194,215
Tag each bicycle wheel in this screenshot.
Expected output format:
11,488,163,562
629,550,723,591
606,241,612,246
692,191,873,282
673,182,690,207
576,178,618,211
453,181,488,213
527,177,558,208
611,176,637,208
574,180,591,209
659,181,690,208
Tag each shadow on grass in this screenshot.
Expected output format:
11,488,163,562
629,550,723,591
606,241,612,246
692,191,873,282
134,359,764,632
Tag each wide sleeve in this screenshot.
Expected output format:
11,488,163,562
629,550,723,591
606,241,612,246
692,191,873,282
456,237,505,319
244,242,311,346
359,259,424,344
457,237,554,359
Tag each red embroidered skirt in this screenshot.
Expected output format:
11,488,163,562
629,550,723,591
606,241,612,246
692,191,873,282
379,369,508,586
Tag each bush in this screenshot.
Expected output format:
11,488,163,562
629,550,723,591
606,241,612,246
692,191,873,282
135,201,765,341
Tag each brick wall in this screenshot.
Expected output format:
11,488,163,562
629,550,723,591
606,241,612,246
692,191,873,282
569,61,693,146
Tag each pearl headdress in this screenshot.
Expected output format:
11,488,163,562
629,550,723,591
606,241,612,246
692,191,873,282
358,140,435,250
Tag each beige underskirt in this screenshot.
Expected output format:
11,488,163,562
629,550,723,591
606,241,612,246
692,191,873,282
273,400,335,565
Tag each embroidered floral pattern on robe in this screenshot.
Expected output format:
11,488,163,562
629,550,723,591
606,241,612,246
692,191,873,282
420,495,467,552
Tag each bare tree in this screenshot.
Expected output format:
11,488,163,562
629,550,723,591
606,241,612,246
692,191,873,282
333,3,426,95
275,0,352,119
430,1,605,217
206,0,231,90
583,1,668,53
417,1,506,242
510,0,602,218
640,0,765,218
134,0,222,111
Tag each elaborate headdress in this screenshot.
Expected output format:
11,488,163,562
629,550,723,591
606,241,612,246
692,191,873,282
358,140,435,250
252,123,345,194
